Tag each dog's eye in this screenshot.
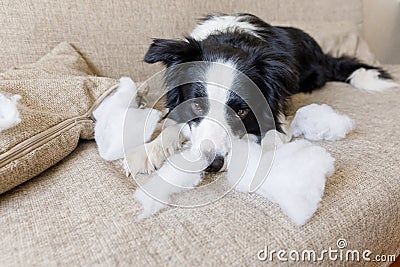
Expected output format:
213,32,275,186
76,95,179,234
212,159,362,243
236,109,249,119
191,101,204,116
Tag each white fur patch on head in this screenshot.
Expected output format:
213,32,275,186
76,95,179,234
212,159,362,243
205,61,236,101
0,92,21,132
348,68,399,91
227,138,335,226
190,61,237,158
93,77,161,161
291,104,354,141
190,14,260,41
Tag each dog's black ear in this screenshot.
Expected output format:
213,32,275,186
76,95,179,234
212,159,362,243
144,37,201,66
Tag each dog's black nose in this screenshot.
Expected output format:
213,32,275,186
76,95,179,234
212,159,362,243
205,155,225,172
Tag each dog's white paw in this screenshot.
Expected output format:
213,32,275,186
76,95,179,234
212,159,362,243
124,125,185,176
124,142,166,175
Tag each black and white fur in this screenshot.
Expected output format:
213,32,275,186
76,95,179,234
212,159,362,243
125,13,397,174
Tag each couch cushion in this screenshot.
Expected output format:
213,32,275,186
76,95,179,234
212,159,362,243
0,0,365,81
1,66,399,266
0,43,118,194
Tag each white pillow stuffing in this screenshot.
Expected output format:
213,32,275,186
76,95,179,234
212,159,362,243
131,104,352,225
122,103,351,225
134,133,335,226
0,93,22,132
93,77,161,161
134,149,207,219
291,103,354,141
227,136,335,226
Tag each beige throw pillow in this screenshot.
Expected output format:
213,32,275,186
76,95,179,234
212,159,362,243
0,42,119,194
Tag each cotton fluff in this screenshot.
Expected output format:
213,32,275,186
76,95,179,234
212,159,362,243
93,77,161,161
291,104,354,141
134,149,207,219
227,137,335,226
0,93,22,132
133,130,335,225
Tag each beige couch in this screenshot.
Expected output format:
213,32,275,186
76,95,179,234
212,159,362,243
1,0,399,266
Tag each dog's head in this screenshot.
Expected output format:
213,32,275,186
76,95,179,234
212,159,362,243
144,35,297,172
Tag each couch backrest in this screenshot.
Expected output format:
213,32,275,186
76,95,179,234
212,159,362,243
0,0,363,81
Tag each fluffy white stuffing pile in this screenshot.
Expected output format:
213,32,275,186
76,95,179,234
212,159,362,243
0,92,22,132
134,149,207,219
291,103,354,141
94,99,353,225
93,77,161,161
227,136,335,226
129,103,351,225
133,132,335,225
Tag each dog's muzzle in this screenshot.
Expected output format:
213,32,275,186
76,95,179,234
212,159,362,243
205,154,225,172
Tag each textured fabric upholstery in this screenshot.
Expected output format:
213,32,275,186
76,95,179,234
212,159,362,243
0,0,399,266
0,0,365,81
1,67,399,265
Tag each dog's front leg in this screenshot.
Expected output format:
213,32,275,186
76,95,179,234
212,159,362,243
124,122,187,176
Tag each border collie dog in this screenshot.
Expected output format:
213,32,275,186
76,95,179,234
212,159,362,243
129,13,395,174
